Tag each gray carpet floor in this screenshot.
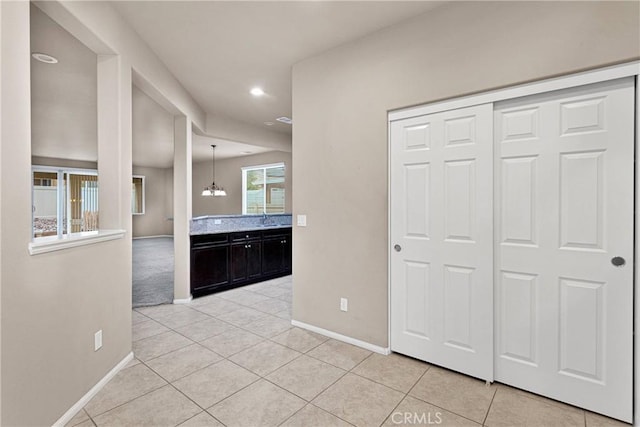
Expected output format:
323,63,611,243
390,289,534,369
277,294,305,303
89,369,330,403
132,237,174,308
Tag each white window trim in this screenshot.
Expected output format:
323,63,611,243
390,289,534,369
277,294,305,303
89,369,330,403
31,164,111,254
32,165,99,239
132,175,145,215
241,162,285,171
28,229,126,255
242,162,285,215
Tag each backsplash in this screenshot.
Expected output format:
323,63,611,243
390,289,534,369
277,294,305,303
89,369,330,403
190,214,292,235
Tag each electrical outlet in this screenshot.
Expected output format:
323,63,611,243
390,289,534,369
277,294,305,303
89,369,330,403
340,298,348,312
214,219,222,225
94,330,103,351
297,215,307,227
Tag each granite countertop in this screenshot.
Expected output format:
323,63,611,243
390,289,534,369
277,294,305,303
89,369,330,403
190,213,292,236
192,213,291,221
193,224,292,235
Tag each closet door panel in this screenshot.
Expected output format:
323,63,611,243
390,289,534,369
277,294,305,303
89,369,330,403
495,77,634,422
390,104,494,382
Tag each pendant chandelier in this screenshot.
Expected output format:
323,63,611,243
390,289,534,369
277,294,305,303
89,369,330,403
201,144,226,197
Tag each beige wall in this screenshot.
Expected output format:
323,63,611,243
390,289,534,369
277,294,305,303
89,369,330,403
1,2,132,425
1,0,202,424
291,1,640,347
132,84,174,169
30,3,98,163
0,1,4,422
132,166,173,237
192,150,292,216
32,156,97,170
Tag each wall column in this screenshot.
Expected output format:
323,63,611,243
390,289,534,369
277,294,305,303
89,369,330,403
1,3,31,420
173,116,192,302
97,54,129,230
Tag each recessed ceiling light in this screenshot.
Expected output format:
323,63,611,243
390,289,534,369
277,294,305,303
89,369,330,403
250,87,265,97
276,116,292,125
264,121,274,126
32,52,58,64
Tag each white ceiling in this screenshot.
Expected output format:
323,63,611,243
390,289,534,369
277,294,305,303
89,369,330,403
134,85,274,167
192,134,273,163
31,1,442,167
112,1,442,135
31,4,272,168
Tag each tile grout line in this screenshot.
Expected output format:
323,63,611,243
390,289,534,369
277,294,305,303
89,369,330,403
377,390,407,427
84,409,98,427
132,289,394,426
481,383,498,426
97,282,294,424
268,369,355,427
401,366,492,426
307,402,357,427
138,357,232,427
263,353,348,403
174,410,227,427
85,380,168,423
133,279,604,427
129,279,340,426
135,289,294,362
403,370,491,426
134,301,462,426
186,318,348,426
347,369,421,396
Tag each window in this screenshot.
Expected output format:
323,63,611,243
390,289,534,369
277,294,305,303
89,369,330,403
32,166,99,239
242,163,285,214
132,176,145,215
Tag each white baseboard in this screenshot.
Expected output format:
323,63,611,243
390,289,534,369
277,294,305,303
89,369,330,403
132,235,173,240
291,319,390,355
53,352,134,427
173,296,193,304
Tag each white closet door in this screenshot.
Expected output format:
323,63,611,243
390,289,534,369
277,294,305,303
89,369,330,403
390,104,494,381
494,78,634,422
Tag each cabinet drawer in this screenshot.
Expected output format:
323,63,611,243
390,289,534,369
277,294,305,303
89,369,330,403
191,233,229,247
231,231,261,242
261,228,292,238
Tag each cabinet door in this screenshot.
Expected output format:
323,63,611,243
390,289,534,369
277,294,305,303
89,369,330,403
246,242,262,280
191,245,230,291
262,237,284,275
281,233,292,272
230,243,247,284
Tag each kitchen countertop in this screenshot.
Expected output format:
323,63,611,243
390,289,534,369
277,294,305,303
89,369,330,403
191,224,291,236
190,214,292,236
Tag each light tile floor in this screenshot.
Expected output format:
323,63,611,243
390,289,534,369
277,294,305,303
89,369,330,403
68,276,630,427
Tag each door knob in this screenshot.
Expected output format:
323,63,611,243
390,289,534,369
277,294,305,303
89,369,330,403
611,256,625,267
394,244,402,252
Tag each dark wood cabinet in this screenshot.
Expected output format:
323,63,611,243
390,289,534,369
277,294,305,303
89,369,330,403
191,227,292,297
190,233,230,295
262,230,291,276
230,235,262,285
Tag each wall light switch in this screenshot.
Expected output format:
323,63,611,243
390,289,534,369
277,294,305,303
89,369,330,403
297,215,307,227
94,330,103,351
340,298,348,312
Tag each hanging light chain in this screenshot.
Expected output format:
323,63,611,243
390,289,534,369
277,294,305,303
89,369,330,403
202,144,226,197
